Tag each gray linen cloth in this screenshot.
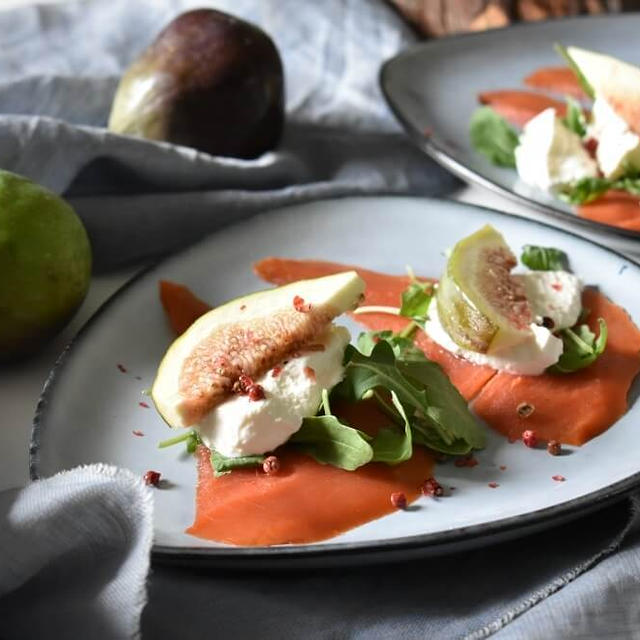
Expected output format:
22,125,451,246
2,0,640,638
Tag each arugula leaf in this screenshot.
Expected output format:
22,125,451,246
289,415,373,470
339,341,485,451
562,97,587,137
554,43,595,100
470,107,519,167
549,318,608,373
400,281,434,323
397,358,486,450
370,392,412,464
615,176,640,196
520,245,569,271
411,425,473,456
356,330,425,361
210,450,265,476
558,175,640,205
557,177,612,205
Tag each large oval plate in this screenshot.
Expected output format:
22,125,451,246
31,197,640,568
380,14,640,258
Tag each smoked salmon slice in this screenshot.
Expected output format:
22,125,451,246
159,280,211,335
478,90,567,128
524,67,587,101
188,444,433,546
577,191,640,233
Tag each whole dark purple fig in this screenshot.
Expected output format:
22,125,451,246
108,9,284,159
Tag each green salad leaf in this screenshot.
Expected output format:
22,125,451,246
369,392,413,464
554,43,595,100
615,176,640,196
558,177,612,205
562,97,587,137
400,281,434,324
520,245,569,271
356,330,425,361
470,107,519,167
210,450,265,476
290,415,373,470
338,341,486,454
549,318,608,374
558,176,640,205
397,358,486,451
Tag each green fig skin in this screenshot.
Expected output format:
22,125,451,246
108,9,285,159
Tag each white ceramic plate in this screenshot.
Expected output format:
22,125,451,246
380,14,640,258
31,196,640,567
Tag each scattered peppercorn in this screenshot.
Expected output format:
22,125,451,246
144,470,161,487
522,429,538,448
293,295,311,312
547,440,562,456
233,374,255,394
390,492,407,509
263,456,280,475
247,384,265,401
421,477,444,497
117,363,127,373
517,402,535,418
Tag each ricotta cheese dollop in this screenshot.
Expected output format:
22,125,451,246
515,108,598,191
589,96,640,179
194,325,350,457
425,270,582,375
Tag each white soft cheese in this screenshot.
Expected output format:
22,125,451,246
515,108,598,191
517,271,582,331
590,96,640,179
425,271,583,375
194,325,350,457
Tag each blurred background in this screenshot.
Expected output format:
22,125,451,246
389,0,640,36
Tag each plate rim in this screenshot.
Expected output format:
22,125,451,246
30,194,640,564
379,12,640,243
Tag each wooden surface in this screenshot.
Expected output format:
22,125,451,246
388,0,640,37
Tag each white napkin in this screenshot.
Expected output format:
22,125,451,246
0,465,153,639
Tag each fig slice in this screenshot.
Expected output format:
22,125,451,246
152,271,365,428
436,225,532,353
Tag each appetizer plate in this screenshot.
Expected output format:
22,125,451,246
380,14,640,257
31,196,640,568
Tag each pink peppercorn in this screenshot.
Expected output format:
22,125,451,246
522,430,538,448
247,384,265,401
421,477,443,497
390,492,407,509
144,470,161,487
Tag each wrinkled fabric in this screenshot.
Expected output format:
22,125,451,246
0,465,153,640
